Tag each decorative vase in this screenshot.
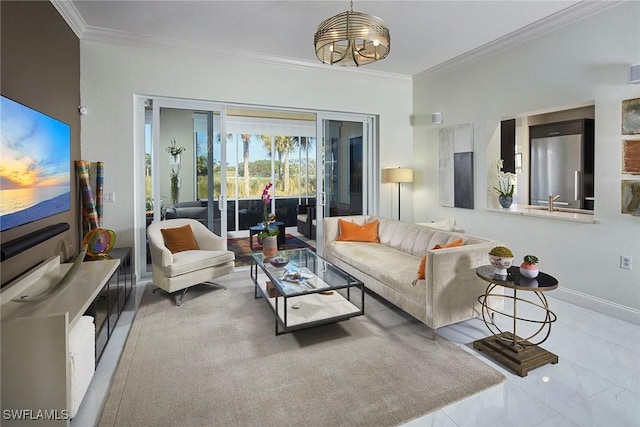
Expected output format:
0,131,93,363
170,176,179,205
498,195,513,209
262,235,277,259
520,265,539,278
488,254,514,276
519,255,539,278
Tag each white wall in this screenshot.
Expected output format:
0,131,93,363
413,3,640,312
80,41,413,266
159,109,195,204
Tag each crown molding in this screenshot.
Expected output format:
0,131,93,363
53,0,617,84
50,0,86,39
413,1,623,83
51,0,410,83
85,26,411,82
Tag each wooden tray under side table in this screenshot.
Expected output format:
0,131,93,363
474,265,559,377
473,332,558,377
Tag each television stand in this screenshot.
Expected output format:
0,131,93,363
1,256,119,426
87,247,132,361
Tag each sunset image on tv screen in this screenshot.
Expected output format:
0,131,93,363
0,96,71,232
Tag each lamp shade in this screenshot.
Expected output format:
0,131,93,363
384,167,413,183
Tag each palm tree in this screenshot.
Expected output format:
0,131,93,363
260,135,296,193
241,133,251,197
145,153,151,176
196,155,208,176
276,136,295,193
294,136,315,195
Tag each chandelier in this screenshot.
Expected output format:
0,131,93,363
314,0,390,67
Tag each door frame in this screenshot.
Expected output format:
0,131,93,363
135,97,378,278
135,96,226,280
315,113,378,255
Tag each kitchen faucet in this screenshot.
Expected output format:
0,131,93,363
548,194,560,212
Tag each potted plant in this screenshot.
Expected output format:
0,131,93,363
488,246,514,275
170,166,180,205
166,139,186,164
258,182,279,258
519,255,539,278
493,159,516,209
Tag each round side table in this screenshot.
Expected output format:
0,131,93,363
473,265,559,377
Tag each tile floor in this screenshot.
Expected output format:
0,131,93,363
72,272,640,427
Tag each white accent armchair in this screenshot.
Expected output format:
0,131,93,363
147,219,235,306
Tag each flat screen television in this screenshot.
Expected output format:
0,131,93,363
0,95,71,232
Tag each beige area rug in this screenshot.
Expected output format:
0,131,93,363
100,272,505,427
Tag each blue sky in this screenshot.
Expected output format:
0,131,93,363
0,96,70,189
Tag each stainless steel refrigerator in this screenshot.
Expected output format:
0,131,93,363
529,119,594,210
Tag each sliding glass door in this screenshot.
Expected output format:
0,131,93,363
136,98,376,278
315,114,376,254
139,99,226,276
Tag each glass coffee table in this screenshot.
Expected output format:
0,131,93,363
250,248,365,335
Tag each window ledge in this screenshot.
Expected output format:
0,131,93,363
487,204,596,224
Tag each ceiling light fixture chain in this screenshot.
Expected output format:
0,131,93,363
314,0,390,67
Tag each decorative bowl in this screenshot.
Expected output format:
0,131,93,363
269,257,289,268
488,254,514,276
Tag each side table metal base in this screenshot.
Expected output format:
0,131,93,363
473,332,558,377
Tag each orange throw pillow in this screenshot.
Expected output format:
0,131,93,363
416,239,464,280
432,238,463,250
161,224,200,253
417,255,427,280
336,219,380,243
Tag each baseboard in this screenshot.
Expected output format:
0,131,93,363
551,287,640,326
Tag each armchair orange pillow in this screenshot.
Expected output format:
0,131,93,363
160,224,200,253
416,239,463,280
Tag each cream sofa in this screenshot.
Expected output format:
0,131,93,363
323,215,502,334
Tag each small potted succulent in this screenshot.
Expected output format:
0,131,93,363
519,255,539,278
488,246,514,276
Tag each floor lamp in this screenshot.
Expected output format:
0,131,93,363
384,168,413,221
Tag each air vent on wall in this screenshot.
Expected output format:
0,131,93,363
630,63,640,84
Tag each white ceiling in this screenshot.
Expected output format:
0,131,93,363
60,0,611,77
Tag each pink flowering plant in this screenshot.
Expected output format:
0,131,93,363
258,182,279,237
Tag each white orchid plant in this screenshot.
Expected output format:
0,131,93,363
166,139,186,157
494,159,516,197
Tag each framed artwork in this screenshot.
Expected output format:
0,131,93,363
622,140,640,175
439,124,474,209
622,98,640,135
438,128,454,207
454,152,474,209
621,180,640,216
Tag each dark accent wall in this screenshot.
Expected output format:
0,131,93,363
500,119,516,174
1,1,80,285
